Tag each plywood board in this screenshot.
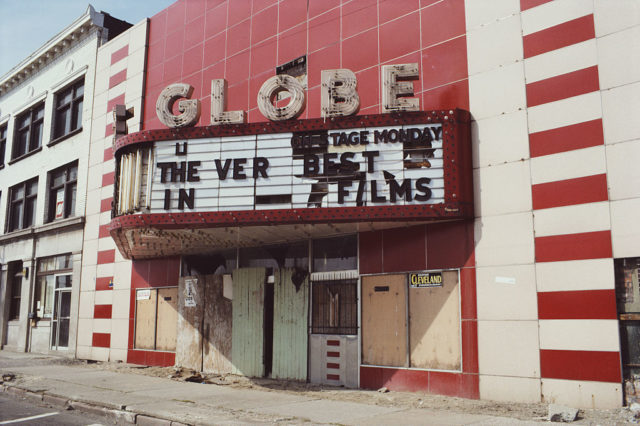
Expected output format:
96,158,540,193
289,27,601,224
176,277,204,370
231,268,266,377
135,289,157,350
156,287,178,351
361,274,407,367
409,270,461,370
203,274,233,374
272,268,308,380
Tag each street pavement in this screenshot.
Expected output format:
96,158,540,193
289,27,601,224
0,350,551,425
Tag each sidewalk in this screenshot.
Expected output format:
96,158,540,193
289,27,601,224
0,351,624,425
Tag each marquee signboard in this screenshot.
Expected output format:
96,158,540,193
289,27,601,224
110,111,471,258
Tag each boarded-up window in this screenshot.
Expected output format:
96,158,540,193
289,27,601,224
311,279,357,335
135,287,178,351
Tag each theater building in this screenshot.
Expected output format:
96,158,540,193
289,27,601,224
75,0,640,409
0,7,130,355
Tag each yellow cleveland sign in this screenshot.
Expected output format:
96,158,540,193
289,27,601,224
409,272,443,288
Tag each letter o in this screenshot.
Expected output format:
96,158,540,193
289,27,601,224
156,83,201,128
257,75,305,121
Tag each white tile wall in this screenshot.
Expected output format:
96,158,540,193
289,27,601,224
480,375,541,403
539,320,620,351
476,264,538,320
542,378,622,409
110,319,129,350
606,139,640,200
92,318,112,334
468,62,526,120
464,0,520,30
530,145,606,185
597,26,640,90
111,290,131,320
594,0,640,37
471,110,529,168
90,347,109,362
78,291,95,319
533,202,611,237
527,91,602,134
76,318,93,347
467,15,523,75
521,0,593,36
474,161,532,217
601,81,640,144
474,213,535,267
610,198,640,258
536,259,615,292
524,39,597,84
478,320,540,377
94,290,114,306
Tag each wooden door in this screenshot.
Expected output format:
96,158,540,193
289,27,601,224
135,289,157,350
156,287,178,351
231,268,266,377
272,268,308,380
202,274,233,374
361,274,407,367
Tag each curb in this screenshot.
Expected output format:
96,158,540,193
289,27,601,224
1,383,186,425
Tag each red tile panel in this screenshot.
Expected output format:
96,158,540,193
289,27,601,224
251,5,278,45
426,221,473,270
226,80,249,114
165,28,185,59
380,12,420,63
228,0,252,27
355,67,379,111
531,174,608,210
538,289,617,320
327,374,340,380
106,94,125,115
278,0,307,32
526,66,599,107
309,0,339,18
277,23,307,65
250,39,277,76
307,44,340,89
421,36,468,91
104,147,114,162
540,349,621,382
327,340,340,346
422,79,469,110
186,0,206,23
523,14,595,59
166,1,186,30
420,0,466,48
327,351,340,357
327,362,340,369
99,224,111,239
359,231,383,274
97,249,116,265
461,320,478,373
185,15,205,48
227,19,251,56
105,122,114,137
308,8,340,53
382,225,427,273
100,197,113,213
110,45,129,65
92,332,111,348
95,276,114,291
342,0,377,39
108,69,127,89
252,0,277,13
205,3,228,39
182,44,204,77
460,268,477,321
520,0,553,11
535,230,613,262
342,28,378,73
94,304,113,319
379,0,419,24
101,172,115,188
203,32,227,68
529,119,604,158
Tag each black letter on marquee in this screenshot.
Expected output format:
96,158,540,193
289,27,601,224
175,142,188,156
233,158,247,179
157,162,173,183
215,159,232,180
362,151,379,173
324,153,339,176
356,178,366,204
303,154,319,176
370,180,386,203
389,178,412,202
253,157,269,179
187,161,201,182
415,177,432,201
338,180,353,204
163,189,171,209
173,161,187,182
178,188,195,209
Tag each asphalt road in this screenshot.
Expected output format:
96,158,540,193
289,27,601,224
0,393,108,425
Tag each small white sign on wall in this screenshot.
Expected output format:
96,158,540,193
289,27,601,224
136,289,151,300
223,274,233,300
184,278,197,307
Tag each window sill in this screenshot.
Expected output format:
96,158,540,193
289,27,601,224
0,216,84,242
8,146,43,165
48,127,82,147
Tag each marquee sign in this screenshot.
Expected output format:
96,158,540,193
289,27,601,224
151,123,445,213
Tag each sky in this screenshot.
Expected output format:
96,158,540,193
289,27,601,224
0,0,177,77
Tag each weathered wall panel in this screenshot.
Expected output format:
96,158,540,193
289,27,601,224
203,274,233,374
272,268,308,380
176,276,204,370
409,270,461,370
362,274,407,366
231,268,265,377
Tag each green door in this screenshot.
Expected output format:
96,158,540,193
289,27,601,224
272,268,309,380
231,268,266,377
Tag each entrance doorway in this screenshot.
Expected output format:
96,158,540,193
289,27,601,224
50,275,71,350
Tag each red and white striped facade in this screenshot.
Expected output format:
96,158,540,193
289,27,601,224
72,0,640,408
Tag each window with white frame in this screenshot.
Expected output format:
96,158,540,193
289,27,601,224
52,78,84,140
12,102,44,159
